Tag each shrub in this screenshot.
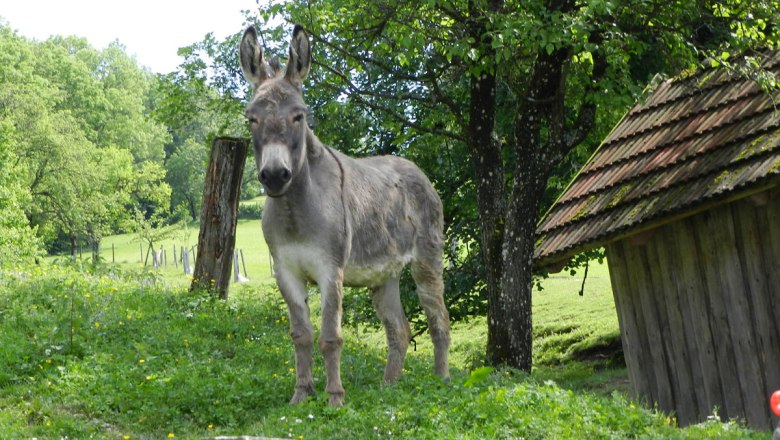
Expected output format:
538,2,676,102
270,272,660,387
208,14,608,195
238,202,263,219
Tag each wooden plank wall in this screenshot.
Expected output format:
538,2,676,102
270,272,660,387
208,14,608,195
606,192,780,430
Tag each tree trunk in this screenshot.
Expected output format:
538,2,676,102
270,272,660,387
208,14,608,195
489,43,573,370
467,71,509,367
492,160,549,370
190,137,248,299
90,237,100,263
86,225,100,263
188,198,197,222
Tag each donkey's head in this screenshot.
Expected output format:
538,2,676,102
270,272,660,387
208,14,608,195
240,25,312,197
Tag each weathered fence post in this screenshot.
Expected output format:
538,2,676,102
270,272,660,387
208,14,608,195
182,249,193,275
190,137,248,299
233,249,249,283
240,249,248,277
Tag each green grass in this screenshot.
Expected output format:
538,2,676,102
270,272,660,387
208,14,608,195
98,195,273,289
11,215,762,438
0,259,763,438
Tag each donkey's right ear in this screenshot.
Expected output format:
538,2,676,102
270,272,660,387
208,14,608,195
240,26,269,88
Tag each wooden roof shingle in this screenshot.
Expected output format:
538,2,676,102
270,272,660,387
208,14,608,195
534,52,780,269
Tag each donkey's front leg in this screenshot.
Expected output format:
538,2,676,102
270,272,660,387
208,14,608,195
318,270,345,407
277,268,315,405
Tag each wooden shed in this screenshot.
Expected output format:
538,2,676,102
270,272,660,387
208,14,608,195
534,52,780,430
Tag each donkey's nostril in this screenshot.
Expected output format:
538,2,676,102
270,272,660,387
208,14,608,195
259,169,270,183
281,168,292,182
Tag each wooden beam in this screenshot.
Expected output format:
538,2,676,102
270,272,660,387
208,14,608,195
626,228,656,246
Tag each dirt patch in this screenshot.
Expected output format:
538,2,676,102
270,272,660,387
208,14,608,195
572,335,625,367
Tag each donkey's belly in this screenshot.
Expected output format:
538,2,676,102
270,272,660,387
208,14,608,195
273,242,411,288
343,254,413,288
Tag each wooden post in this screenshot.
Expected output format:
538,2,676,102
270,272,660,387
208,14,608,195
233,250,240,282
173,246,178,268
112,243,115,263
240,249,248,277
182,249,193,275
190,137,248,299
144,243,153,267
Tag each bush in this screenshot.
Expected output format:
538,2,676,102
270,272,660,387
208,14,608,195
238,202,263,219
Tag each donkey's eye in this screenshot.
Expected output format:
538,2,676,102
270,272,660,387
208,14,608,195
292,113,304,124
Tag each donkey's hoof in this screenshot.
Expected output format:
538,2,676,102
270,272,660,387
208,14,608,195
327,392,345,407
289,386,314,405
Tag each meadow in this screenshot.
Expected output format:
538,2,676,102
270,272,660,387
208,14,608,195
0,215,763,438
98,197,272,288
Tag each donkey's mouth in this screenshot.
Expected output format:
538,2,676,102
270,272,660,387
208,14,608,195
262,184,290,198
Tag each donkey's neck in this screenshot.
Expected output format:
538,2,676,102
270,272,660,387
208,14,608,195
267,130,345,239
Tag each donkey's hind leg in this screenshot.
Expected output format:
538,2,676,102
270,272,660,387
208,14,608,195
371,275,411,383
411,257,450,379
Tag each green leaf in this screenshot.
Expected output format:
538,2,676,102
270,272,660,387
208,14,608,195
464,366,494,387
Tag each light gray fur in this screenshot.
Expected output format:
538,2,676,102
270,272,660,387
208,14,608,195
240,25,450,407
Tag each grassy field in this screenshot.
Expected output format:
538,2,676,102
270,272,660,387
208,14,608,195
0,261,761,438
4,211,763,438
99,217,272,286
98,196,273,288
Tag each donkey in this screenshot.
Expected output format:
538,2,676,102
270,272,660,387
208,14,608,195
239,25,450,407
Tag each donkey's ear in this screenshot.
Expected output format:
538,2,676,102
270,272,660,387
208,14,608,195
285,24,311,85
240,26,269,88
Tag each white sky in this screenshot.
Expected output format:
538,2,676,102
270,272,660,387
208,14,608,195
1,0,264,73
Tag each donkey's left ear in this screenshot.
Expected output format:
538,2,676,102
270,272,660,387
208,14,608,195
285,24,311,85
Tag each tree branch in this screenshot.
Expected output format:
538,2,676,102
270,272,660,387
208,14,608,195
564,45,609,152
314,61,464,142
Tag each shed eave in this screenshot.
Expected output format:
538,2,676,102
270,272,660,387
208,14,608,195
533,175,780,271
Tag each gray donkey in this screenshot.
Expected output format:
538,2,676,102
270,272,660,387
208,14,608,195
239,25,450,407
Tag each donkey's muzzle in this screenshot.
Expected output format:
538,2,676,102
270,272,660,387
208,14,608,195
259,166,292,196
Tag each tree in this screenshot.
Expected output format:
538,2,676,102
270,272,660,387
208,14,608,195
151,38,255,218
165,139,208,221
0,24,172,257
256,0,779,370
0,120,42,264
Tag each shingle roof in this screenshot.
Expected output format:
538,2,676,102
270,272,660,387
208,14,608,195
534,52,780,269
